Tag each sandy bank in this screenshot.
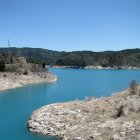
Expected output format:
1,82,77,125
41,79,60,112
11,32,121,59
0,72,57,91
28,88,140,140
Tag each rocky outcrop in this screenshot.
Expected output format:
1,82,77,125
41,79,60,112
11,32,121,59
5,56,47,74
28,89,140,140
0,56,57,91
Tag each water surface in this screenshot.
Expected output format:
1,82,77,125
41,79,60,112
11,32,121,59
0,68,140,140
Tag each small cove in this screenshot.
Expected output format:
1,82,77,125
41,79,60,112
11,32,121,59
0,68,140,140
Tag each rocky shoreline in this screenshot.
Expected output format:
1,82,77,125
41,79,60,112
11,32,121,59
0,56,57,92
28,88,140,140
50,65,140,70
0,72,57,91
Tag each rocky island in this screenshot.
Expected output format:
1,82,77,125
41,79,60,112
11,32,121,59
0,54,57,91
28,84,140,140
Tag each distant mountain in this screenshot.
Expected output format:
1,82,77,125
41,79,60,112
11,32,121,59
0,47,64,64
57,49,140,68
0,47,140,68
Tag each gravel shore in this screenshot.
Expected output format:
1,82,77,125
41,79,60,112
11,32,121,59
0,72,57,91
28,89,140,140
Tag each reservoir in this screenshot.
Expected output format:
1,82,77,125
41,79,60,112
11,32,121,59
0,68,140,140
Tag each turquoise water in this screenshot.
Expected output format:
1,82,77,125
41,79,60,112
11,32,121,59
0,68,140,140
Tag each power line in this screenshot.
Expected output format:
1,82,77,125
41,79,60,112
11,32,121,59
8,39,10,47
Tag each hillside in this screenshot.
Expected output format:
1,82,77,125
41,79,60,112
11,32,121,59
0,47,140,68
0,55,57,91
0,47,63,65
56,49,140,68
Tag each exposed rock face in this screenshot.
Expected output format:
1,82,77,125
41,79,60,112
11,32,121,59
28,90,140,140
5,56,47,74
0,56,58,91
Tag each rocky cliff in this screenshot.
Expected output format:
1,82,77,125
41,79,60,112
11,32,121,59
5,56,46,74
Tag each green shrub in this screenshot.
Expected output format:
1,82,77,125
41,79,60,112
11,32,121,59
115,105,124,118
0,60,6,72
129,80,138,94
42,63,46,68
23,70,28,75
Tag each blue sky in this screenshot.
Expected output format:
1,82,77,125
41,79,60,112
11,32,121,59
0,0,140,51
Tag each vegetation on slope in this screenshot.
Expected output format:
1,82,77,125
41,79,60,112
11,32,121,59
56,49,140,67
0,47,140,68
0,53,47,73
0,47,63,65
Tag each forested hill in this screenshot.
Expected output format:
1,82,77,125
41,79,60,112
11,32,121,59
0,47,63,65
0,47,140,68
56,49,140,68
